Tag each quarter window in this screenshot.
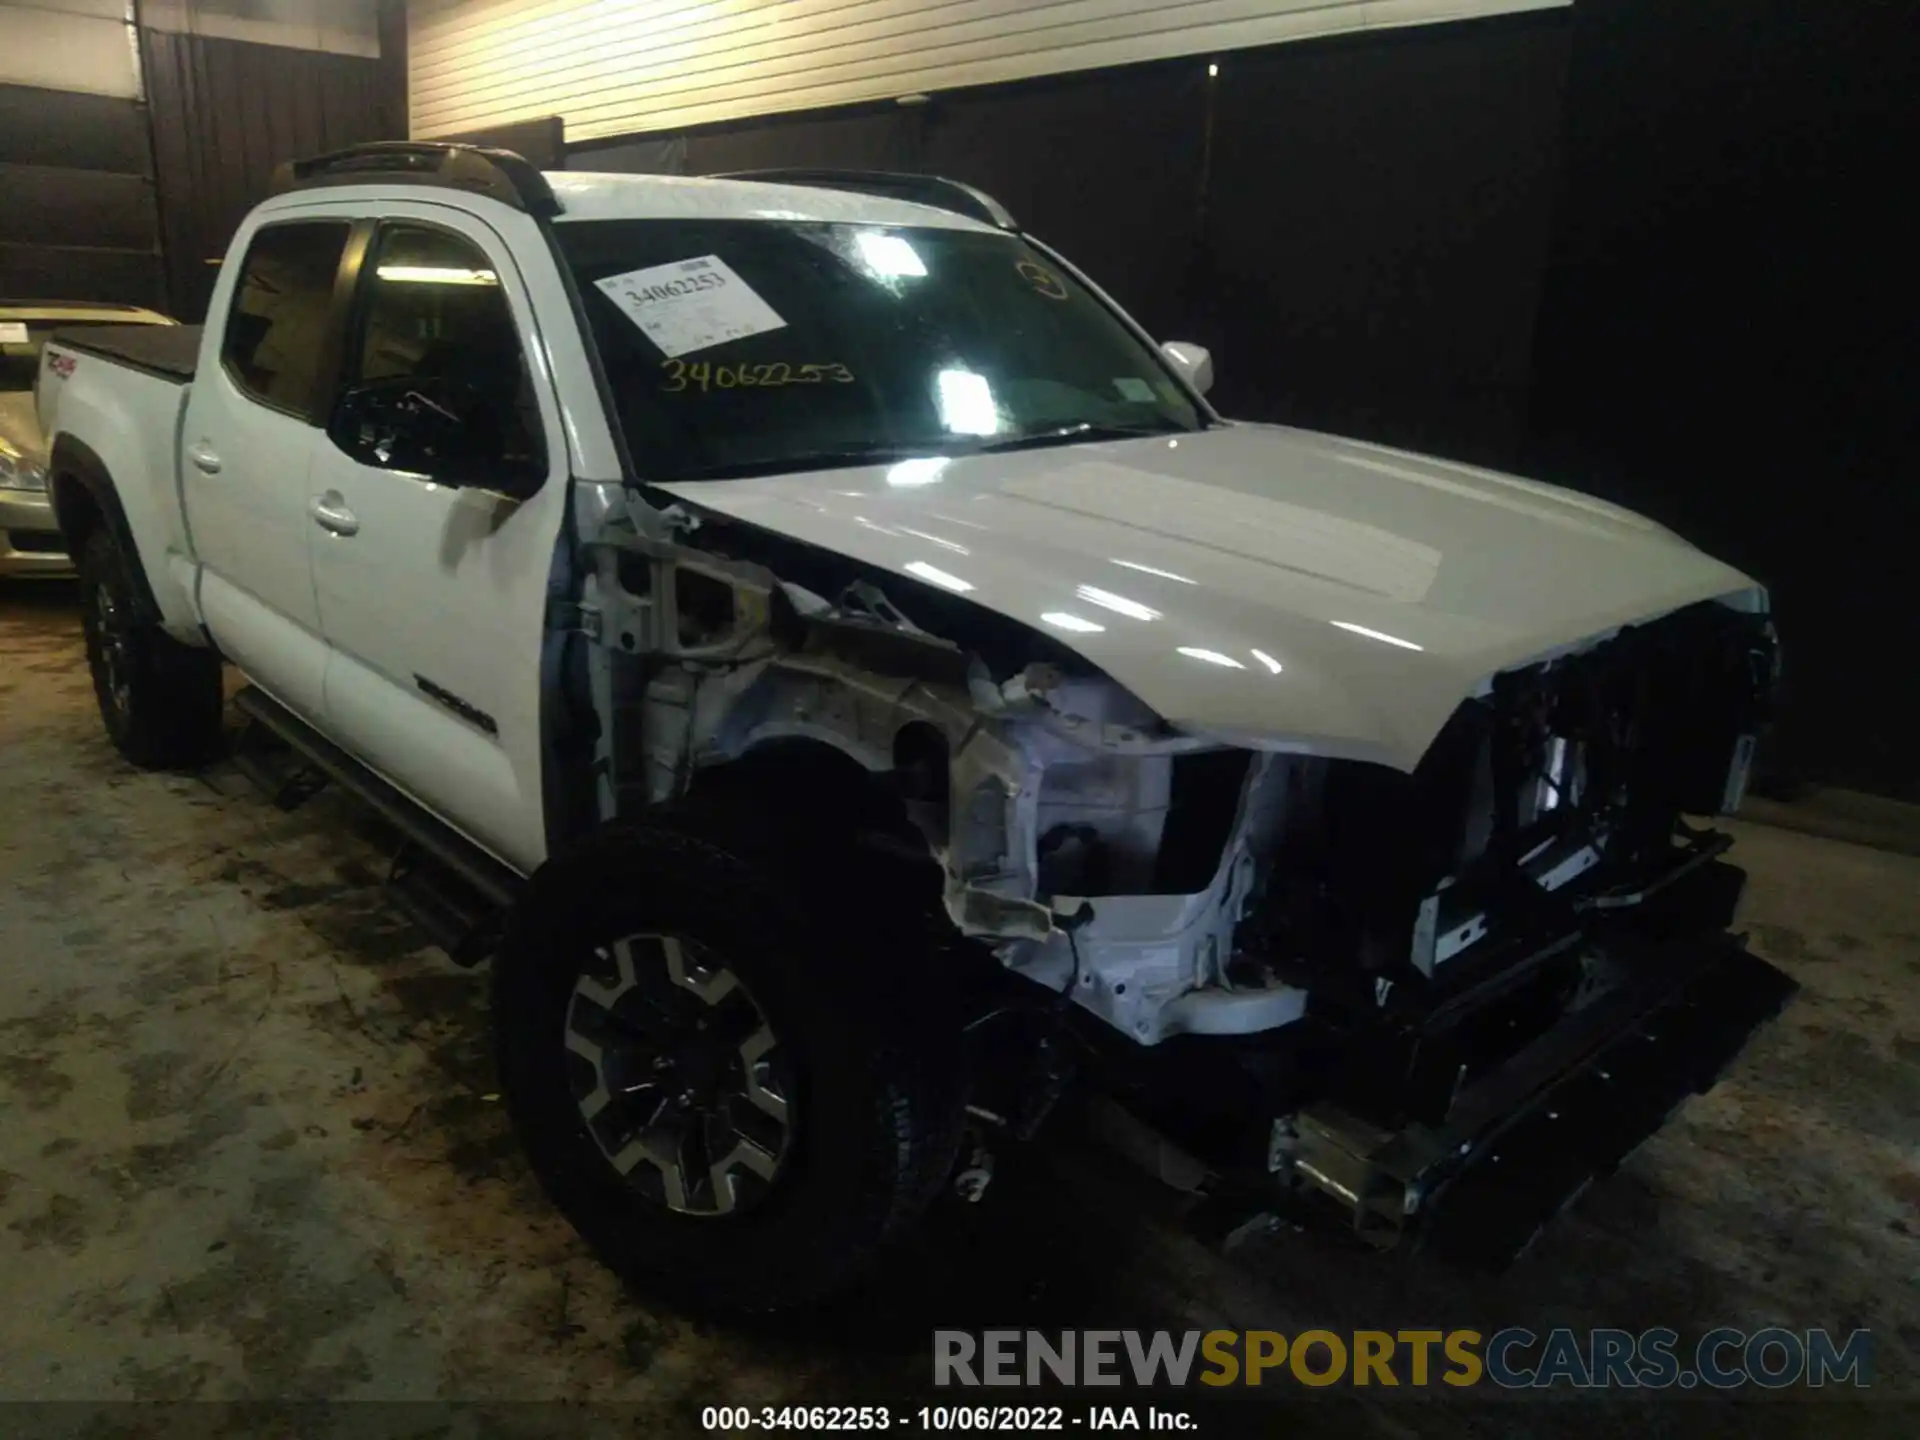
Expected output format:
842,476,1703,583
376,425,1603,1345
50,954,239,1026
221,221,349,414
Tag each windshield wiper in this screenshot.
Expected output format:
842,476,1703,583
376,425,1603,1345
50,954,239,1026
968,421,1192,454
665,422,1195,481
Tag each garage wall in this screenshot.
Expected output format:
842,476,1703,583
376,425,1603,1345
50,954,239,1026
0,1,164,307
139,0,407,319
410,0,1568,141
423,0,1911,801
0,0,140,97
569,11,1570,466
1199,16,1568,462
142,0,383,55
0,2,406,317
1522,0,1920,800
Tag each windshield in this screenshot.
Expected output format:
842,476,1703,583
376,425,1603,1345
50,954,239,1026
555,219,1206,482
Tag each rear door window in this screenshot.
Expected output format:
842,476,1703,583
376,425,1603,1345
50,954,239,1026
221,221,350,416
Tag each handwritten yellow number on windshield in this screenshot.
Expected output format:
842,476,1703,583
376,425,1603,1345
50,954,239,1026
661,360,856,391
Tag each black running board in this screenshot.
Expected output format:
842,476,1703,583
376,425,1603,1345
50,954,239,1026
232,687,523,963
229,718,332,811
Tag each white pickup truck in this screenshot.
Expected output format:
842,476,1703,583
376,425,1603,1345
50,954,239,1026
38,143,1793,1314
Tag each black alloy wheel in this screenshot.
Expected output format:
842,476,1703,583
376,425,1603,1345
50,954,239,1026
564,932,794,1215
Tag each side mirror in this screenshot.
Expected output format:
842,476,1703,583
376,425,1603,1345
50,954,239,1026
330,376,460,475
1160,341,1214,397
329,375,541,497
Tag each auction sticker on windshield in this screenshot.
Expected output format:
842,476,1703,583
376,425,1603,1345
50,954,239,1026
593,254,788,359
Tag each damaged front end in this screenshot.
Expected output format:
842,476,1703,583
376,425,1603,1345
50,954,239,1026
567,484,1290,1007
563,484,1795,1267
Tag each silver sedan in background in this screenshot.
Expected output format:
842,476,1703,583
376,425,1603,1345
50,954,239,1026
2,301,176,578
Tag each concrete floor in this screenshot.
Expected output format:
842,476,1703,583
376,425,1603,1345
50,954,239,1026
2,583,1916,1436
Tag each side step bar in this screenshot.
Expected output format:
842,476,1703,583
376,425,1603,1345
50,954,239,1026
232,687,523,964
385,844,508,966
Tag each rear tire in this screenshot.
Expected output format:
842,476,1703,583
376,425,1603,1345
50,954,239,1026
493,813,966,1317
78,527,224,769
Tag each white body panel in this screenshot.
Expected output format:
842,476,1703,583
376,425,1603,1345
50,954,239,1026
32,346,201,634
177,255,333,718
304,200,571,874
660,424,1760,772
41,184,593,875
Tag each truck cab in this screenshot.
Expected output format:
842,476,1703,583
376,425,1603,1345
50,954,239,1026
40,154,595,867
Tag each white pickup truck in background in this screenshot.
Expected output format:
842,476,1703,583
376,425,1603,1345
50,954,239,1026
35,143,1793,1316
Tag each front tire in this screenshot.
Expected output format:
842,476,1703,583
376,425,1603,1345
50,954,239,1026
493,816,966,1316
77,528,224,769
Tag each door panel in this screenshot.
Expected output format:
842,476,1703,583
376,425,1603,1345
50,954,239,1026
179,218,349,720
308,209,566,873
308,460,557,869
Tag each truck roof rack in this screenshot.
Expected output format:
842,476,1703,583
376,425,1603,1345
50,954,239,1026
271,142,561,218
715,169,1016,230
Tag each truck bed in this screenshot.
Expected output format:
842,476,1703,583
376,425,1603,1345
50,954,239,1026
53,324,201,382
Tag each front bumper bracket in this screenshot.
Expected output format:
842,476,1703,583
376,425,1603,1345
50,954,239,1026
1285,931,1797,1267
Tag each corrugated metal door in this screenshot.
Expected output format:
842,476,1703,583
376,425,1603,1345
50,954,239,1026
0,0,140,99
0,2,161,306
410,0,1571,142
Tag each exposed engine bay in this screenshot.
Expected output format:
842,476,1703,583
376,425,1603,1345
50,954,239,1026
564,481,1794,1263
573,483,1775,1028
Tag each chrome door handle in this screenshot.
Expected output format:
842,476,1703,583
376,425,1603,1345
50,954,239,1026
310,494,360,536
188,443,222,475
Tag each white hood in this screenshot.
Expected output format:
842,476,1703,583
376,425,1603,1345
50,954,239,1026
658,423,1760,771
